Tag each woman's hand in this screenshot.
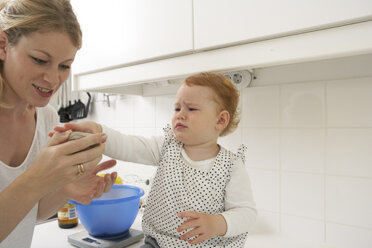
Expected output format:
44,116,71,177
177,211,227,244
61,159,117,204
28,129,107,196
50,121,118,204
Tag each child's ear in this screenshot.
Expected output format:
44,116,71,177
0,30,8,60
216,110,230,131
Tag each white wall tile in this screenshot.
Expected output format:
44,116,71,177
281,128,325,173
249,210,280,234
89,100,116,127
155,95,176,128
155,127,164,136
242,128,280,170
280,82,325,127
249,169,280,212
326,176,372,229
281,215,325,243
281,172,324,219
133,96,156,128
326,128,372,178
327,77,372,127
218,127,243,152
241,86,280,127
326,223,372,248
114,95,134,128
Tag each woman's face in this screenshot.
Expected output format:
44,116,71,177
0,30,77,107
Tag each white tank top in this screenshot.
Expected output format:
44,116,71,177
0,105,58,248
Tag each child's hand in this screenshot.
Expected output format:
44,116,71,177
49,121,103,138
59,121,102,134
177,211,227,244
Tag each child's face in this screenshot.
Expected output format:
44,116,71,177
172,84,222,146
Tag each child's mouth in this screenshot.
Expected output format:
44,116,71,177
175,123,187,129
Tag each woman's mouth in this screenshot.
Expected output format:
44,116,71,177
33,84,53,97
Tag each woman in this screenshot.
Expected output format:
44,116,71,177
0,0,116,247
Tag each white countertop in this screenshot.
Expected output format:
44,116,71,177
31,214,144,248
32,213,336,248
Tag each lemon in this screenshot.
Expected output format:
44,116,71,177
98,174,123,185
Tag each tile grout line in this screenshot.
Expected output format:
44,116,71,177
278,85,282,234
323,81,328,243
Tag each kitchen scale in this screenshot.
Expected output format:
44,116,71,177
68,229,144,248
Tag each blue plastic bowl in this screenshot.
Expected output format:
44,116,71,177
71,184,144,239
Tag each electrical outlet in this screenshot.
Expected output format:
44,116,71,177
222,70,252,89
224,73,232,81
233,73,243,86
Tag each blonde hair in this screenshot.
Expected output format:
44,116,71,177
0,0,82,108
183,72,240,137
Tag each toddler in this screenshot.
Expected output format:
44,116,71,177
64,72,257,247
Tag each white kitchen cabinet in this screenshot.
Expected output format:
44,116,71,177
71,0,193,74
193,0,372,50
72,0,372,94
74,20,372,94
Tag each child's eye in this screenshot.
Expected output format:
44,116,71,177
31,56,47,65
189,108,197,111
174,108,180,112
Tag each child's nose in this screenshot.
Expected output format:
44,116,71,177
177,110,186,119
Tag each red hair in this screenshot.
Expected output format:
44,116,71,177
183,72,240,136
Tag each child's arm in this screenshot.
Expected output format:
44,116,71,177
220,158,257,236
55,121,164,166
102,125,164,166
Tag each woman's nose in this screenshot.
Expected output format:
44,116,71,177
43,68,60,85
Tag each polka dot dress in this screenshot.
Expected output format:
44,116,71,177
142,127,248,247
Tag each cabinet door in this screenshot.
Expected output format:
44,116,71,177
71,0,193,74
194,0,372,50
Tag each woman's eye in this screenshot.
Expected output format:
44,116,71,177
59,64,71,70
189,108,197,111
31,56,47,65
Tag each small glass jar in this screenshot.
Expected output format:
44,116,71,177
58,202,78,228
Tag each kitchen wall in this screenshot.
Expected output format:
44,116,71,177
84,74,372,248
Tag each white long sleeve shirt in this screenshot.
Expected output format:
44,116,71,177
102,126,257,237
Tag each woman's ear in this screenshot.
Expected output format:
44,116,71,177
0,30,8,60
216,110,230,131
